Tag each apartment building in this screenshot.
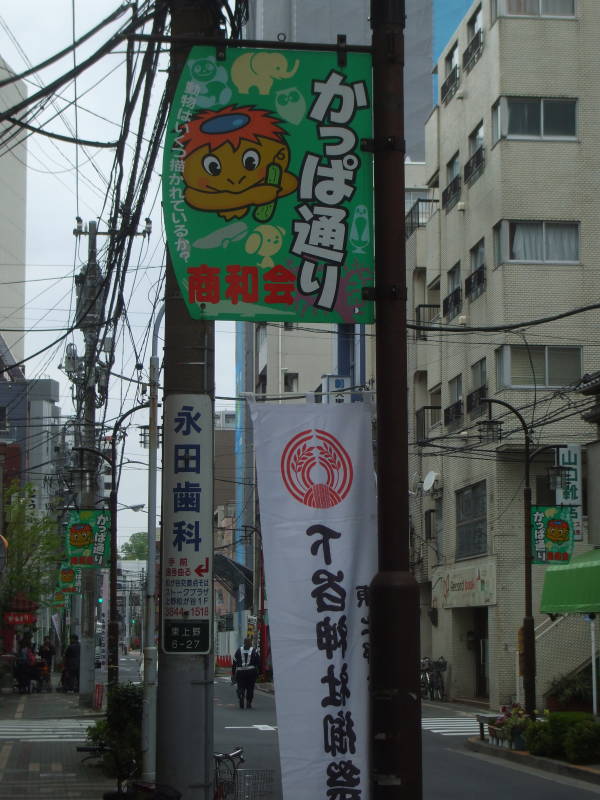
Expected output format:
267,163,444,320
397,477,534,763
406,0,599,709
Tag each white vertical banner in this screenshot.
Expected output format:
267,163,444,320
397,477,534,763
555,444,583,541
250,401,376,800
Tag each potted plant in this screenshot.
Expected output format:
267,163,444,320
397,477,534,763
545,672,592,712
492,703,531,750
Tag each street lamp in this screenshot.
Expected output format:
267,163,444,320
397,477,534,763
479,399,568,718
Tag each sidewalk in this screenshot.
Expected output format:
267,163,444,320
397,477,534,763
0,681,113,799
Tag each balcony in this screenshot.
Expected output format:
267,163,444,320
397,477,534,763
415,304,440,340
441,65,460,104
444,399,464,428
442,287,462,320
463,29,484,73
416,406,441,444
405,198,439,240
441,175,461,211
465,264,486,300
464,146,485,185
466,385,487,418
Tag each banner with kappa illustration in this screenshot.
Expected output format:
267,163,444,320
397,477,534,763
65,509,111,568
163,45,374,323
251,401,377,800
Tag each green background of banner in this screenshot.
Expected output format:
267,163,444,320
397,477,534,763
65,509,111,568
163,45,374,323
531,505,574,564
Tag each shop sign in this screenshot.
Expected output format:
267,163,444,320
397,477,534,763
3,612,36,625
555,444,583,541
531,505,574,564
162,45,374,323
433,558,497,609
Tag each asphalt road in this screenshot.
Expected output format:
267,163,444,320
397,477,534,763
211,688,600,800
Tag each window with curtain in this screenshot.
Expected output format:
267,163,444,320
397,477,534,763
456,481,487,560
449,374,462,404
469,122,485,156
468,6,484,38
506,97,576,138
470,239,485,271
447,153,460,182
497,345,582,387
508,221,579,262
448,262,461,290
471,358,486,389
445,43,459,77
499,0,574,14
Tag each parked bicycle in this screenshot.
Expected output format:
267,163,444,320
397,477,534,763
214,746,244,799
420,656,447,701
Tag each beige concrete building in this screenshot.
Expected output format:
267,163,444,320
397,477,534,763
406,0,598,709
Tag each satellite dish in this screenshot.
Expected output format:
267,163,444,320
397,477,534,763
422,471,440,494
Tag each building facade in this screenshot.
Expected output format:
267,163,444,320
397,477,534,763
407,0,595,709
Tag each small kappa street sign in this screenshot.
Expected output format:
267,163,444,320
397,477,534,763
161,394,213,654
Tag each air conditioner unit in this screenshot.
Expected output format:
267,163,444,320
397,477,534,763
456,202,466,212
322,375,351,404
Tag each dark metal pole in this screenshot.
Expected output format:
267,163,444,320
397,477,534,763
370,2,422,797
483,397,536,717
107,403,149,690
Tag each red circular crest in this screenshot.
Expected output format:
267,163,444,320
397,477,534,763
280,429,354,508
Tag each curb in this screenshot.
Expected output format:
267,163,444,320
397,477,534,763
466,737,600,786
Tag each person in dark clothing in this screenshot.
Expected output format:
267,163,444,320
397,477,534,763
232,637,260,709
38,636,55,690
63,635,80,692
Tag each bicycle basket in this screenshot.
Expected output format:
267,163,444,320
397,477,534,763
235,768,274,799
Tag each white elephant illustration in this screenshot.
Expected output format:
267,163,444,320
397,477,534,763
231,52,300,96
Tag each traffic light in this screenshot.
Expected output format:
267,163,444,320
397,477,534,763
97,597,104,604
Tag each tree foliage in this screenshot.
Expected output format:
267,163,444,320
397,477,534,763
119,530,148,560
0,481,63,613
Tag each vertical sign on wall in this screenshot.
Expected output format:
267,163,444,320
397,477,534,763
555,444,583,542
161,394,213,653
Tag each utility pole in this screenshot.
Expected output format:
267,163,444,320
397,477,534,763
157,3,218,797
370,2,423,798
75,221,104,707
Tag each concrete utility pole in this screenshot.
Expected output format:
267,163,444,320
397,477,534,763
76,221,103,707
156,3,218,797
369,2,423,798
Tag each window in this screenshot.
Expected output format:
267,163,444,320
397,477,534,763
494,220,579,263
443,263,462,319
468,5,483,38
470,239,485,271
447,153,460,182
445,43,459,77
425,499,444,564
449,374,462,404
465,122,485,183
496,344,582,388
495,0,575,16
283,372,299,392
441,44,460,104
469,123,484,156
471,358,486,389
0,407,6,431
456,481,487,559
466,239,486,299
493,97,576,140
442,155,461,209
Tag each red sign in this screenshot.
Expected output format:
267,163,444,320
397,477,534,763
3,612,37,625
280,429,354,508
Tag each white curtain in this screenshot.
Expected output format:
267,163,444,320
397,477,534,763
542,0,574,15
506,0,539,14
545,223,578,261
510,222,543,260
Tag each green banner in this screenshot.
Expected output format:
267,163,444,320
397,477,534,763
58,562,80,594
65,509,111,568
531,505,574,564
163,45,374,323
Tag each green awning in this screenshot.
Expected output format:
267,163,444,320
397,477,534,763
540,549,600,614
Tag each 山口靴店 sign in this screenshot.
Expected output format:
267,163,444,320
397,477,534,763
162,45,374,323
65,509,111,568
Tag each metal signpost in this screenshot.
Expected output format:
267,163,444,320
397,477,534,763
161,394,213,655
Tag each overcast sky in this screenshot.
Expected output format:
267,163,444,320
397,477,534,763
0,1,236,545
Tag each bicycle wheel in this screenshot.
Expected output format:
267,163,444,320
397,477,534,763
214,757,236,799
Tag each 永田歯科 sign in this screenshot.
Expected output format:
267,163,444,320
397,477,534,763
161,394,213,654
162,45,374,323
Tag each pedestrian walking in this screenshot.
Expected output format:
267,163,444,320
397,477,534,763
63,635,80,692
232,637,260,709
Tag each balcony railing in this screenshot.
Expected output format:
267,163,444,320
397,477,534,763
464,146,485,185
444,399,464,428
441,65,460,104
465,264,486,300
405,198,439,239
441,175,461,210
442,287,462,319
416,406,442,444
466,385,487,417
463,29,484,73
415,304,440,340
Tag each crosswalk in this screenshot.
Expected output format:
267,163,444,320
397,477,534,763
422,716,483,737
0,718,92,742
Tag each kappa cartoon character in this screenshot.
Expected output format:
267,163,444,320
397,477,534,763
178,106,298,221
